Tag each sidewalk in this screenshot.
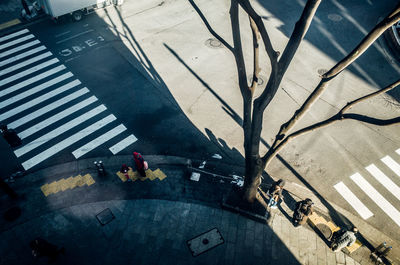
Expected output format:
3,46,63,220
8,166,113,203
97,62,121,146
0,155,385,265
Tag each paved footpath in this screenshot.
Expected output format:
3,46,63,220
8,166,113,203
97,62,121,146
0,155,378,265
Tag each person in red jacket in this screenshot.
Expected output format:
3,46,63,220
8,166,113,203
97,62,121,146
133,152,146,177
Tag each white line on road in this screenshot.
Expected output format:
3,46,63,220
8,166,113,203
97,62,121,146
0,72,73,109
0,58,59,87
0,79,81,121
381,155,400,177
397,148,400,155
15,105,107,157
9,87,89,129
18,96,98,139
351,173,400,227
334,181,373,220
72,124,126,158
21,114,117,170
55,29,94,44
366,164,400,202
0,65,66,98
0,40,40,59
0,29,29,43
109,134,138,154
0,34,35,50
0,45,46,67
0,51,52,76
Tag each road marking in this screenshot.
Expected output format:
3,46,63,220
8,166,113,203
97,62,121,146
0,19,22,31
0,58,59,87
56,29,94,44
0,34,35,50
22,114,117,170
0,79,81,121
0,29,29,43
0,40,40,58
366,164,400,202
0,72,73,109
72,124,127,158
350,173,400,227
0,65,66,98
0,45,46,67
109,134,138,154
0,51,53,76
397,148,400,155
9,87,89,129
18,96,98,139
381,155,400,177
55,31,71,38
333,181,373,220
15,105,107,157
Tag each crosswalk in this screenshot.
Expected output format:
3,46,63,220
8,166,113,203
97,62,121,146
334,148,400,227
0,29,138,170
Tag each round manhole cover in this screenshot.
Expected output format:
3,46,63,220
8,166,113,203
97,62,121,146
328,14,343,22
202,238,209,245
317,69,328,75
248,75,266,87
205,38,223,49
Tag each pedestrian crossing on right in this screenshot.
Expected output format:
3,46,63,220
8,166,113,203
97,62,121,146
0,28,138,171
334,149,400,227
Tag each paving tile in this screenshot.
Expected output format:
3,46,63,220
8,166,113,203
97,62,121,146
345,255,355,265
336,251,346,264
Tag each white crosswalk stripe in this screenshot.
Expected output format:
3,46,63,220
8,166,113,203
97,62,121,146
0,79,81,121
15,105,107,157
0,72,73,109
8,88,89,129
0,29,138,170
0,45,46,67
0,40,40,59
334,152,400,227
18,96,98,139
0,51,52,76
22,115,117,170
351,173,400,227
0,29,29,43
381,155,400,177
73,124,127,158
109,135,138,154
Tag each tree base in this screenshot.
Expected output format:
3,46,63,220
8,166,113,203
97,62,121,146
221,186,269,223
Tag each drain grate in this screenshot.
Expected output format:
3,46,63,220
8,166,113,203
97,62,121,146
96,208,115,226
187,228,224,257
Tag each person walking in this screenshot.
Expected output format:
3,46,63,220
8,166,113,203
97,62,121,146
133,152,147,177
267,179,285,209
330,227,358,252
0,124,22,148
292,198,314,227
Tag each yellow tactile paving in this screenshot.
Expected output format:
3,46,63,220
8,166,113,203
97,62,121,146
40,174,95,196
153,169,167,181
346,240,362,253
0,19,21,30
115,168,168,182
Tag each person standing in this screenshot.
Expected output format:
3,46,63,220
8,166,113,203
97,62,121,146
0,124,22,148
292,198,314,227
331,227,358,252
133,152,146,177
267,179,285,209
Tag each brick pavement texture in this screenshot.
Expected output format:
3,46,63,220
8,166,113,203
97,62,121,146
0,199,365,265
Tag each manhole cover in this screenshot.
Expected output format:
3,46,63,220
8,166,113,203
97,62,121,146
205,38,223,49
328,14,343,22
96,208,115,226
187,228,224,257
248,75,266,86
317,69,328,75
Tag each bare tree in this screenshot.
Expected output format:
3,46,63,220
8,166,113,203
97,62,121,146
203,0,400,203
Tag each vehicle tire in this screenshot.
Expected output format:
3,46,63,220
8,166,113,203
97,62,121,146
72,11,83,22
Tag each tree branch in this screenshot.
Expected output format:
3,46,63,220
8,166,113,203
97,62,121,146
273,4,400,149
249,15,261,95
